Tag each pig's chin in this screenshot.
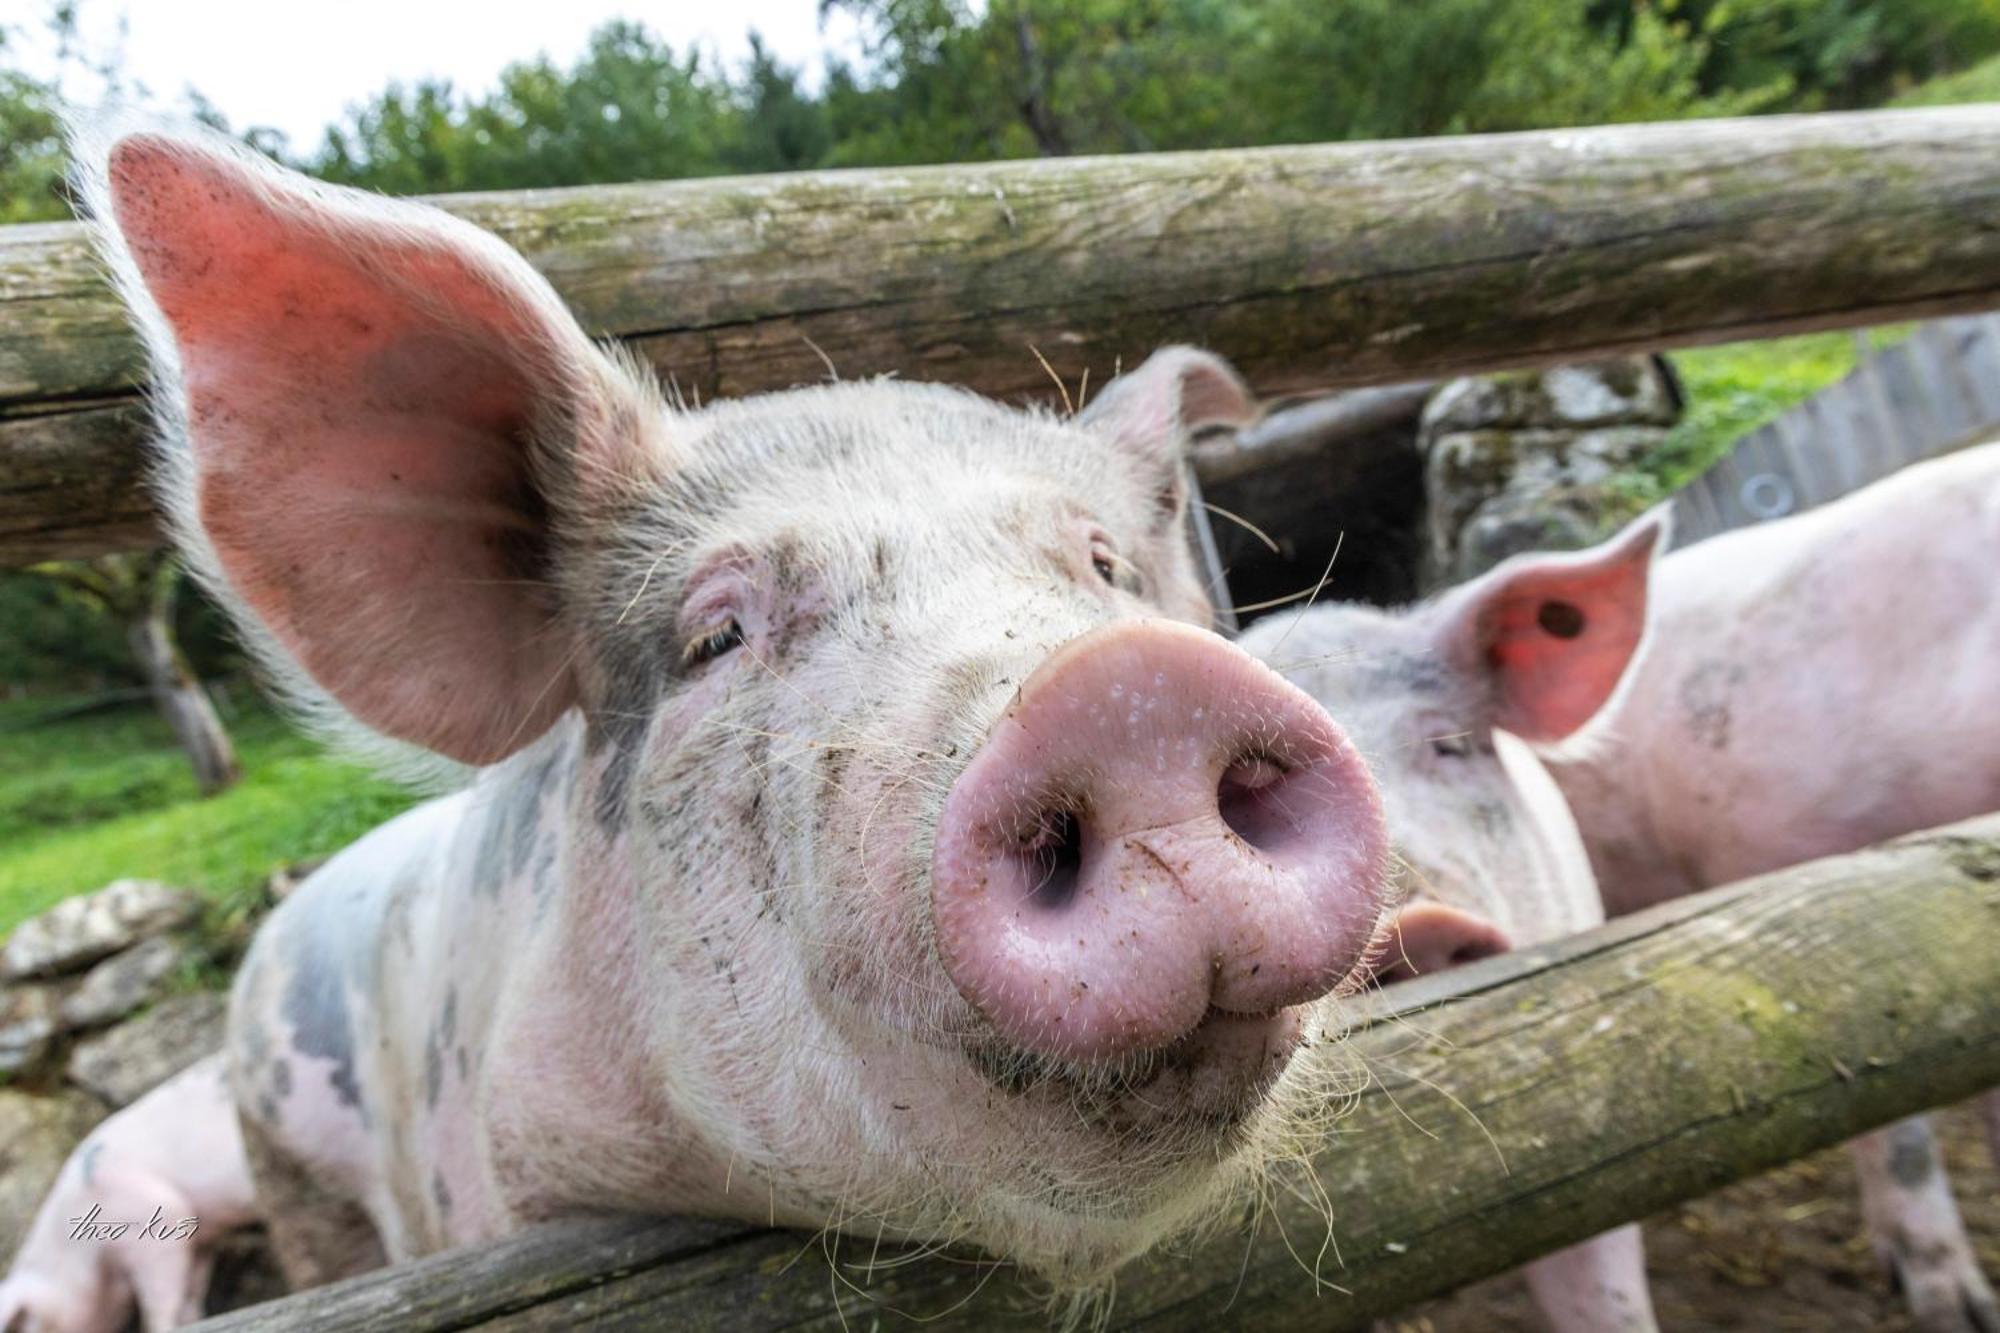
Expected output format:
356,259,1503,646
961,1002,1311,1143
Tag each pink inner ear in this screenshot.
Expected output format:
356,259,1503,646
1456,520,1661,742
109,135,592,763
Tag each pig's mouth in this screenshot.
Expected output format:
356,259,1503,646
958,1000,1314,1140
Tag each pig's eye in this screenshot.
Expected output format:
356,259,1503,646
681,620,745,668
1089,537,1119,585
1429,732,1475,759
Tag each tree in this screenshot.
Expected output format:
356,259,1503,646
312,22,741,193
0,6,241,791
33,555,240,795
728,34,833,173
1588,0,2000,110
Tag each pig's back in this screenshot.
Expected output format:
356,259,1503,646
1613,440,2000,894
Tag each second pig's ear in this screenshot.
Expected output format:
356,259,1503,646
1076,346,1256,524
1431,510,1670,742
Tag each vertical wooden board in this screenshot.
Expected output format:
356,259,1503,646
1909,319,1983,449
1771,412,1831,512
1679,467,1729,545
1872,343,1940,465
1949,315,2000,427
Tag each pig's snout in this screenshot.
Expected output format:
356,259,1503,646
931,620,1388,1062
1370,902,1512,988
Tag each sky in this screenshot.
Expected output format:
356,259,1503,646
4,0,868,149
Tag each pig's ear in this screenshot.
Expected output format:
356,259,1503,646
88,127,663,764
1431,510,1669,742
1076,347,1256,519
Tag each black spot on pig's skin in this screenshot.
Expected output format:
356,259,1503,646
1677,660,1745,752
78,1139,103,1187
424,1033,444,1109
1887,1119,1938,1188
1364,650,1449,697
433,1169,454,1216
271,1058,293,1098
284,939,362,1110
472,807,509,898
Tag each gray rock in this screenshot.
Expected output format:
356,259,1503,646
3,880,201,981
59,936,186,1031
0,1087,107,1260
0,984,60,1079
1425,424,1667,584
66,991,226,1109
1421,357,1681,435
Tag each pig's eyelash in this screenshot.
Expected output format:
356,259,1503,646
681,619,745,667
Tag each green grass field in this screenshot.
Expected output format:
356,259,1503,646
0,691,417,934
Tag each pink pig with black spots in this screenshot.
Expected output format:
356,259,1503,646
1,121,1392,1331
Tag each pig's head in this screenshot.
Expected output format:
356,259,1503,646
1238,517,1664,976
83,124,1390,1284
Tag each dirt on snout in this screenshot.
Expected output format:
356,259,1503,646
1391,1100,2000,1332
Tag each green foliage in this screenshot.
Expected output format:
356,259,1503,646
312,21,825,192
0,695,417,931
1894,51,2000,105
822,0,1246,163
1592,0,2000,111
0,25,67,223
1238,0,1768,146
1634,327,1913,499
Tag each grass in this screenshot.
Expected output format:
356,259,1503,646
0,689,418,935
1630,326,1914,502
1892,54,2000,107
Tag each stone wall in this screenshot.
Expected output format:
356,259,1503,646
1419,356,1683,588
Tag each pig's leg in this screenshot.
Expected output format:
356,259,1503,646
1521,1223,1659,1332
0,1055,257,1333
237,1112,386,1289
1852,1117,2000,1333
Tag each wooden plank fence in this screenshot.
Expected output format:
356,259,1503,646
1672,313,2000,545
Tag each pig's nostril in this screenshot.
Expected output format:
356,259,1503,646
1018,808,1084,909
1217,754,1305,853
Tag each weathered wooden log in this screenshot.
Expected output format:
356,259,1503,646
192,812,2000,1332
10,106,2000,565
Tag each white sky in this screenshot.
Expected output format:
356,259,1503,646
3,0,868,150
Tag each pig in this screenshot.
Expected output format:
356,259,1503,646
1543,443,2000,1333
0,1060,255,1331
0,120,1393,1332
1239,517,1668,1333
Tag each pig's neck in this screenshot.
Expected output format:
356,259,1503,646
1541,695,1697,916
482,771,738,1225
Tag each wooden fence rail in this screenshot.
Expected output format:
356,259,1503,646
192,812,2000,1332
9,105,2000,564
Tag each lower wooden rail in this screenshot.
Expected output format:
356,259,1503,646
195,813,2000,1330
